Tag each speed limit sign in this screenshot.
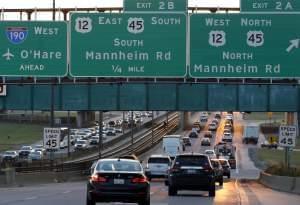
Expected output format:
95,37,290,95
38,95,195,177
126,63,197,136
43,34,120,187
43,128,61,151
279,126,297,147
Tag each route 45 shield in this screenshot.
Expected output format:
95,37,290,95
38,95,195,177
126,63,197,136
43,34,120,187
6,27,28,44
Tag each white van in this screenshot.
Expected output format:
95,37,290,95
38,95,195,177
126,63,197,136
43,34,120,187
162,135,184,159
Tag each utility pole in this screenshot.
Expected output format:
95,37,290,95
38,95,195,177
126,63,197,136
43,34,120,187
98,111,103,159
285,112,294,168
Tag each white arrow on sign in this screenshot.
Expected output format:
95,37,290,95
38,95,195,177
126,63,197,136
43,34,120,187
286,39,300,53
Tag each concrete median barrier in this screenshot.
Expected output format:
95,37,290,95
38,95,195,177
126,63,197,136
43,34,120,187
259,171,300,194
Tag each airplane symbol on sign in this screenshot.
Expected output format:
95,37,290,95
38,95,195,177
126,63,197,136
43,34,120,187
2,48,14,60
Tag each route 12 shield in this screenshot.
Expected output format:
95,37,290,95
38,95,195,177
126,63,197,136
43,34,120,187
6,27,28,44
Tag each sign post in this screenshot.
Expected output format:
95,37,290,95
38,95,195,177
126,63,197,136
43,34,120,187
0,22,67,77
70,13,186,77
190,14,300,78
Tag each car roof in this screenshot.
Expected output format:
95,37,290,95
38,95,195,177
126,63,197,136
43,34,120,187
163,135,181,138
176,153,207,157
149,154,170,158
97,158,140,163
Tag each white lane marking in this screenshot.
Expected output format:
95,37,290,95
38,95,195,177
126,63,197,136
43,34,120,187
25,196,38,200
62,191,71,194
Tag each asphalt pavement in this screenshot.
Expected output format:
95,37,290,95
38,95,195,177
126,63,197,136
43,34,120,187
0,112,299,205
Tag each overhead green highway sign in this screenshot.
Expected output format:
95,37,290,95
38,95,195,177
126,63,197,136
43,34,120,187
190,14,300,78
70,13,186,77
241,0,300,12
0,21,67,77
124,0,187,12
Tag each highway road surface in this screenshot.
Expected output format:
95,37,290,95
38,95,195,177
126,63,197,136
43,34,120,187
0,112,299,205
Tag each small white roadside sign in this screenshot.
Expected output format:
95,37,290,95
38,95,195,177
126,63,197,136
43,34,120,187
43,128,61,151
279,125,297,147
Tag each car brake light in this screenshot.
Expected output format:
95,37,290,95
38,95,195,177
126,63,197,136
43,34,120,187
90,174,107,183
203,164,213,172
131,176,148,183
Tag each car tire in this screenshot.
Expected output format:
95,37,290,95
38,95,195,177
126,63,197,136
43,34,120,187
138,193,150,205
86,194,95,205
227,174,231,179
219,178,223,186
168,186,177,196
148,177,152,182
209,184,216,197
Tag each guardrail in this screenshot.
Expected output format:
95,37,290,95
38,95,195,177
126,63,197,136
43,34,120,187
15,113,179,173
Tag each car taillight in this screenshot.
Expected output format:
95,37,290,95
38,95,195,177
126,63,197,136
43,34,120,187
90,174,107,183
131,176,148,183
169,166,180,173
204,165,213,172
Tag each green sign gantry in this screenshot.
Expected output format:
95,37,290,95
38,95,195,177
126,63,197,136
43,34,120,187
190,14,300,78
70,13,186,77
0,22,67,77
241,0,300,12
124,0,187,12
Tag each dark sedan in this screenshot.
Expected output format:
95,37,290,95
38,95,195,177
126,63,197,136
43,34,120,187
166,153,216,197
86,158,150,205
210,159,223,186
219,159,231,178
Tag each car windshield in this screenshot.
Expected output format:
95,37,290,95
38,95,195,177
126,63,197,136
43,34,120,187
22,146,31,150
219,160,229,166
210,160,219,168
148,158,170,164
96,160,142,172
77,141,86,144
31,152,40,155
175,156,209,167
5,151,15,155
205,151,214,154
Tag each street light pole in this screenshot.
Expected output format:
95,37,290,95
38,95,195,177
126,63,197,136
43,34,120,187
52,0,56,21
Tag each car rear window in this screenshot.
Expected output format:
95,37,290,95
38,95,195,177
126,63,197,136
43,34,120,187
96,160,142,172
148,158,170,164
219,160,229,166
174,155,209,167
210,160,219,168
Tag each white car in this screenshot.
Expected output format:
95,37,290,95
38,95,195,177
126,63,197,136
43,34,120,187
28,150,43,161
222,133,233,142
204,150,217,159
208,122,218,131
2,151,18,162
145,155,171,181
34,145,46,155
74,140,88,150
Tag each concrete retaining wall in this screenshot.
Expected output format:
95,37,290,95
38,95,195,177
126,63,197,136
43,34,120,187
0,169,85,187
259,172,300,194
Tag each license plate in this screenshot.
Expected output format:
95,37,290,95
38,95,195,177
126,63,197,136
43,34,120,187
114,179,125,184
187,169,196,174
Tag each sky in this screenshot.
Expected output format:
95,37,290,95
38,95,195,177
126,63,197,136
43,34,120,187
0,0,239,20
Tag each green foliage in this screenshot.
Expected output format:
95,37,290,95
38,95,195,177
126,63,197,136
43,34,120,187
0,123,43,151
265,163,300,177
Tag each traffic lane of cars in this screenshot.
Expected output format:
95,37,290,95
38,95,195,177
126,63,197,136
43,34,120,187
1,178,300,205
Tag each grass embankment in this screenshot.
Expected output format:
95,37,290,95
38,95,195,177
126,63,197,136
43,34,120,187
243,112,285,122
0,123,43,152
257,149,300,167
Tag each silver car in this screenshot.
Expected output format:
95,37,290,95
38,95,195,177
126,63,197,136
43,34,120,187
145,155,171,181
